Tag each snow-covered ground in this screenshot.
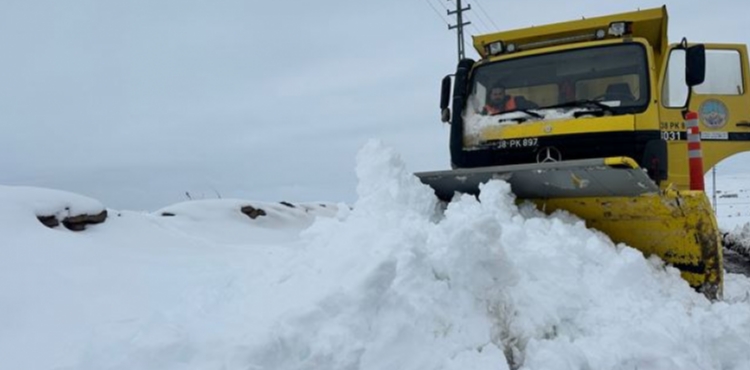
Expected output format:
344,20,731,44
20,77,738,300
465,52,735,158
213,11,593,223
707,172,750,230
706,171,750,259
3,141,750,370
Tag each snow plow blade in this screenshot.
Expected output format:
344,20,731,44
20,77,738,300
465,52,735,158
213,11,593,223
416,157,723,299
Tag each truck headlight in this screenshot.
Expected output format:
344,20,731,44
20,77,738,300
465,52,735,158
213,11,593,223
608,22,632,37
487,41,505,56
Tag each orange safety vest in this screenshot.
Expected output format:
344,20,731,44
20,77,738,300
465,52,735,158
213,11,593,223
484,96,517,114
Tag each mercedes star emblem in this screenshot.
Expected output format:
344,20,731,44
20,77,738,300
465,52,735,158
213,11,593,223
536,146,562,163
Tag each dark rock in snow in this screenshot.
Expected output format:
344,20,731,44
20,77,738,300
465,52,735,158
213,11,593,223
37,215,60,228
241,205,267,219
37,210,108,231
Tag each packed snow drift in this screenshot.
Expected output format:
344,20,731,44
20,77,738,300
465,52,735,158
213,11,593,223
2,140,750,370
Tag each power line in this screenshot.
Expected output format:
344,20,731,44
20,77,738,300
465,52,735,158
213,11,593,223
465,14,489,34
422,0,478,59
422,0,450,26
472,0,500,30
462,23,479,58
465,3,493,32
464,35,474,56
436,0,452,12
468,20,485,35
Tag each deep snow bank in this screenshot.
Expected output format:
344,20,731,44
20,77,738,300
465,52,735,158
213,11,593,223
0,192,340,369
0,185,106,230
248,140,750,370
2,141,750,370
155,199,340,244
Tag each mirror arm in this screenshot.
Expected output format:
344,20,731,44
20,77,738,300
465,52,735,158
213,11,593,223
680,37,688,49
682,88,693,119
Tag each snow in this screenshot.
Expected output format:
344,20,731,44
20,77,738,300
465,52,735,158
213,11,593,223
462,107,604,147
2,140,750,370
725,222,750,258
0,185,105,223
706,172,750,230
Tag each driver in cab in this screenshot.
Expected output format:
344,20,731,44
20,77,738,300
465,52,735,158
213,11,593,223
482,84,518,115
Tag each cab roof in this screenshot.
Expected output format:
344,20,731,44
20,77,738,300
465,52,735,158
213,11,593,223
472,6,668,59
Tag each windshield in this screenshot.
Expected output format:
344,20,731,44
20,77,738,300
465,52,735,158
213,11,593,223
465,43,650,119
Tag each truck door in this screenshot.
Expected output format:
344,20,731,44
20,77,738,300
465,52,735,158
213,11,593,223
659,43,750,190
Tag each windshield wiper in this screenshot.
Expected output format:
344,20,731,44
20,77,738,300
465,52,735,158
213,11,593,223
490,108,544,123
542,99,615,113
512,109,544,119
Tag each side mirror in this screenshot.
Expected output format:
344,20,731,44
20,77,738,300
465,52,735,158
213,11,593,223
441,108,451,123
440,76,452,110
440,76,452,122
685,44,706,87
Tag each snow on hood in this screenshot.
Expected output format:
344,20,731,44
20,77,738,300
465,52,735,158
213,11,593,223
464,108,603,141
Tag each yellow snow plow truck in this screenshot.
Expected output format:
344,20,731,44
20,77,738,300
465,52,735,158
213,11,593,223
417,6,750,300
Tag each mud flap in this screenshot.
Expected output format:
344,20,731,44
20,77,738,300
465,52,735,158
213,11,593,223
416,157,723,300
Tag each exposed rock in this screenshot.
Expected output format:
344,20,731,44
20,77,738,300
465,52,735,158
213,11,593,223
161,212,176,217
279,201,295,208
241,205,267,219
62,210,108,231
37,215,60,228
37,210,108,231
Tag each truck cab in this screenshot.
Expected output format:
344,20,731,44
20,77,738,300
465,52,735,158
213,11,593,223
443,6,750,191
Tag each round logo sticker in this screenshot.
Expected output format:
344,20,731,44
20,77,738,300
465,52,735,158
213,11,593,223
699,99,729,129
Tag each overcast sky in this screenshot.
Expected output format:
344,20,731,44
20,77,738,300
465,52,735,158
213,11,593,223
2,0,749,210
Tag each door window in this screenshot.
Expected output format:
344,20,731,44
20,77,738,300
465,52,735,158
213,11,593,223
662,48,745,108
695,50,744,95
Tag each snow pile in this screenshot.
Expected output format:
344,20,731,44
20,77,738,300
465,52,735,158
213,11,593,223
725,223,750,258
0,185,105,224
2,140,750,370
156,199,340,244
248,140,750,370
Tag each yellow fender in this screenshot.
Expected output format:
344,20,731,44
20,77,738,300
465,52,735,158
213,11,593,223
533,189,722,300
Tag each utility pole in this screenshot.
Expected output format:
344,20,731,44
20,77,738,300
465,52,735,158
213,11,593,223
448,0,471,62
712,166,717,214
